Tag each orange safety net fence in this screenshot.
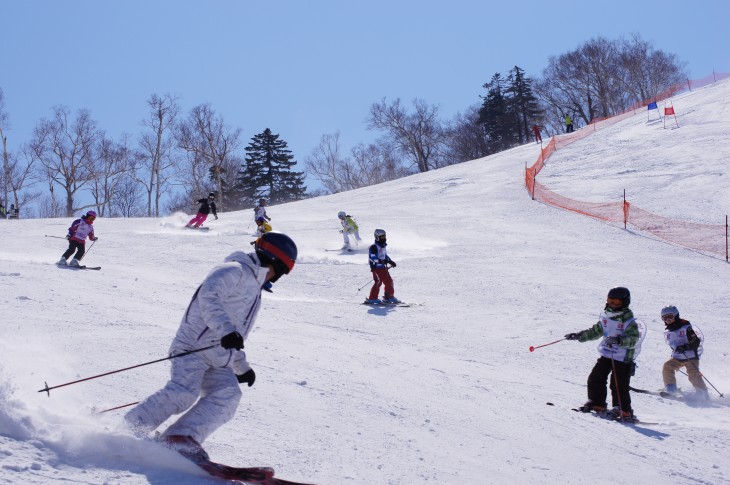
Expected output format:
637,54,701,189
525,72,730,260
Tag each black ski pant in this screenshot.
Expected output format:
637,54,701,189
63,240,86,261
587,356,633,413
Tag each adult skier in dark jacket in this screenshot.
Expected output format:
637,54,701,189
187,193,218,228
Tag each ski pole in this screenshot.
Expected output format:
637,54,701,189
38,343,218,396
96,401,140,414
681,351,724,397
357,278,372,291
80,240,96,261
610,356,625,418
528,338,564,352
44,235,67,239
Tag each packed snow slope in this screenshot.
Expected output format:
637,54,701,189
2,78,730,485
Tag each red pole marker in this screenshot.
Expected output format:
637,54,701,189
529,339,564,352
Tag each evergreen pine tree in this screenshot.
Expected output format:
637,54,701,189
505,66,543,144
237,128,307,206
478,73,517,152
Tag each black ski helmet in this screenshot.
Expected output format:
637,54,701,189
255,232,297,280
208,192,215,199
607,287,631,307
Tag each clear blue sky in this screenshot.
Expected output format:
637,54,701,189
2,0,728,189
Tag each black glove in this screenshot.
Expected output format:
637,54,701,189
675,344,689,353
389,260,397,268
236,368,256,387
93,236,99,241
564,333,580,341
221,331,244,350
604,336,621,346
65,234,71,240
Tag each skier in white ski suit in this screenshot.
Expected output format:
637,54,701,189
124,232,297,448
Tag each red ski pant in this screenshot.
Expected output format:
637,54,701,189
369,268,394,300
188,213,208,227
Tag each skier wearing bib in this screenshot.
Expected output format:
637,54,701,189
254,198,271,222
338,211,362,249
564,287,641,420
58,210,98,267
660,305,709,399
123,232,297,458
365,229,398,304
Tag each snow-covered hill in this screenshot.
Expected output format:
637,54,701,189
2,78,730,484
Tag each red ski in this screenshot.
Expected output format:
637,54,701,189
159,435,314,484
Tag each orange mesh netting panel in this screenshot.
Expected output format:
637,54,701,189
524,73,729,260
627,205,727,256
532,180,625,222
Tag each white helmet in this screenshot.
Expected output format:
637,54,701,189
338,211,346,219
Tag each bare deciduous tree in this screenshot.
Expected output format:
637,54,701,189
138,94,179,217
90,134,137,217
0,87,11,211
536,35,687,132
29,106,101,216
176,104,241,211
444,105,491,163
4,146,42,218
368,98,446,173
110,175,145,217
304,132,408,193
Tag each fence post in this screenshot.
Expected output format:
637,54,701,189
726,215,728,262
623,190,627,229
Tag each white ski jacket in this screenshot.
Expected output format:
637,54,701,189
170,251,270,376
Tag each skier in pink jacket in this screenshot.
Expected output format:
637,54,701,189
58,210,98,267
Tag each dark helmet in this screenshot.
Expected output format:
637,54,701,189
208,192,215,199
607,287,631,308
259,198,267,205
255,232,297,281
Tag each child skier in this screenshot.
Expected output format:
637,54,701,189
254,198,271,222
660,305,709,399
187,193,218,228
250,216,272,245
365,229,399,304
58,210,99,267
564,287,641,421
338,211,362,249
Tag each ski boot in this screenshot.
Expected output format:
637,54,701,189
57,258,68,266
577,401,607,413
69,258,81,267
158,435,210,462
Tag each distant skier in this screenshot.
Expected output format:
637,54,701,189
338,211,362,249
532,124,542,143
564,287,641,421
254,198,271,222
660,305,709,399
58,210,98,267
565,114,574,133
250,216,272,245
365,229,399,304
187,193,218,228
124,232,298,458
